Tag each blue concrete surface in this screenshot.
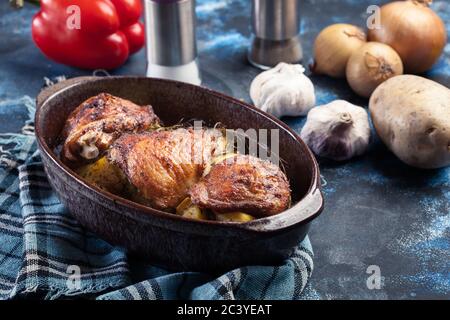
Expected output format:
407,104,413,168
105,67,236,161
0,0,449,299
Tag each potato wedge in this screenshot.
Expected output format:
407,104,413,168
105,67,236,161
176,197,208,220
76,156,127,194
215,212,255,222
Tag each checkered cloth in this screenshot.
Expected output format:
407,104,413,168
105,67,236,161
0,96,314,300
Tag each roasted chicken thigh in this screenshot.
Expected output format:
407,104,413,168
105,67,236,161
189,154,291,217
108,128,227,210
62,93,161,166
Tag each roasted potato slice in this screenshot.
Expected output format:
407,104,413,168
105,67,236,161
215,212,255,222
176,197,208,220
76,156,127,195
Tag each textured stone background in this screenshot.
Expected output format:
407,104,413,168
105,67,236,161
0,0,449,299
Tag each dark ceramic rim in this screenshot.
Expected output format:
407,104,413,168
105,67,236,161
35,76,323,233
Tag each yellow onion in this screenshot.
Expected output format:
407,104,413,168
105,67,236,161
346,42,404,98
312,24,367,78
368,0,447,74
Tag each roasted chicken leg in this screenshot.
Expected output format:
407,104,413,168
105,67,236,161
189,154,291,217
108,128,227,210
62,93,161,166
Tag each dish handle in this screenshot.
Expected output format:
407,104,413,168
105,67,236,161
245,176,324,233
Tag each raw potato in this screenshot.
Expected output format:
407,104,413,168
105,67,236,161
369,75,450,169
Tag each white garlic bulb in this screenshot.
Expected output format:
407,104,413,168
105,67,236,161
250,63,316,118
300,100,370,161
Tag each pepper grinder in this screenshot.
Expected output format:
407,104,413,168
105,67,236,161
144,0,201,85
248,0,303,70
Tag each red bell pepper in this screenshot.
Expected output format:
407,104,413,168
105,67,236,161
32,0,145,70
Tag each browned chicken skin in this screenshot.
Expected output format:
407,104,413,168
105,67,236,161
108,128,227,211
189,154,291,217
62,94,292,219
62,93,161,166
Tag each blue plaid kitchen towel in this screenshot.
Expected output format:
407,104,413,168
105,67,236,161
0,96,314,300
